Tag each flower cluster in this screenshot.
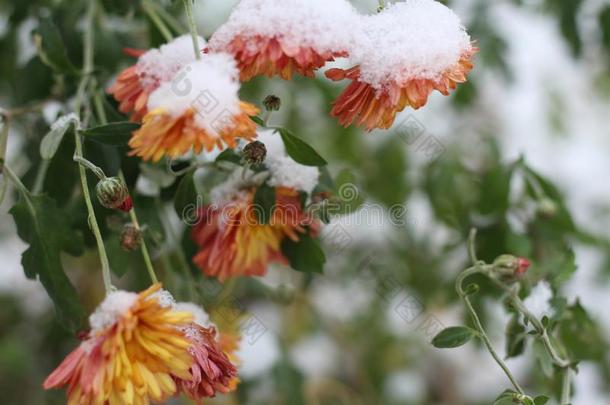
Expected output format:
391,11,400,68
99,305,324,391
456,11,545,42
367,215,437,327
191,131,320,282
44,285,237,404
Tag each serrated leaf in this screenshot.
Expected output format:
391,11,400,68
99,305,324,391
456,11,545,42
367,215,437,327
432,326,477,348
40,115,79,160
276,128,326,166
81,122,140,146
10,195,84,331
33,17,77,74
253,184,276,224
281,233,325,274
174,171,198,218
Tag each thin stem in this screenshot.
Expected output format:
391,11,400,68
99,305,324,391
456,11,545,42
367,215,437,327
73,0,113,294
182,0,201,60
155,198,197,300
142,0,174,42
456,266,525,395
560,368,571,405
73,155,106,180
149,1,188,34
0,116,10,205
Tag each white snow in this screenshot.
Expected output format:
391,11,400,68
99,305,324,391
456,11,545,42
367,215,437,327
208,0,358,55
209,169,268,203
351,0,472,90
149,288,176,308
89,290,138,332
175,302,211,327
257,130,320,194
136,34,206,90
523,281,553,320
147,53,241,135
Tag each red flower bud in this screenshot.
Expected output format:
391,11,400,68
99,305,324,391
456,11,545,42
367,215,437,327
516,257,530,275
118,196,133,212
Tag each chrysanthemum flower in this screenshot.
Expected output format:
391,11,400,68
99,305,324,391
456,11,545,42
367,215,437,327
175,323,238,402
108,35,204,122
326,0,477,131
191,131,320,281
174,302,241,397
128,53,259,162
43,284,194,405
207,0,358,81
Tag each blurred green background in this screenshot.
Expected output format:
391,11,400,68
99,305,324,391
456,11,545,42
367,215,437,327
0,0,609,404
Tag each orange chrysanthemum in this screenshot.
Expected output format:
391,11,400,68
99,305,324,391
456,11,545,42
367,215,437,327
43,284,194,405
191,187,317,282
326,47,477,131
174,324,238,403
108,36,201,122
212,35,346,81
128,102,259,162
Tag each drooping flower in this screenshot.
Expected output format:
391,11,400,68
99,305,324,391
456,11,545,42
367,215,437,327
191,131,320,281
128,53,259,162
108,35,204,122
43,284,194,405
169,302,238,402
207,0,358,81
326,0,477,131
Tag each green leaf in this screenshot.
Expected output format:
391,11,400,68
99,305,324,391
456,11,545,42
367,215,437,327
10,195,84,331
33,17,77,74
281,233,325,274
174,171,198,218
215,148,241,165
250,116,265,126
276,128,327,166
253,184,276,224
40,115,78,160
505,316,527,359
432,326,477,348
81,122,141,146
493,389,518,405
534,396,550,405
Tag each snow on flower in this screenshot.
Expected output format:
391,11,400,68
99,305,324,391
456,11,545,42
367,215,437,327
128,53,259,162
208,0,358,80
257,130,320,194
326,0,476,131
108,35,204,122
190,134,320,282
43,284,194,405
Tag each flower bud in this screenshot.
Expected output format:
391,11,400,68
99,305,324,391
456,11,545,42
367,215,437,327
96,177,131,211
120,223,142,251
263,95,281,111
492,254,531,277
242,140,267,165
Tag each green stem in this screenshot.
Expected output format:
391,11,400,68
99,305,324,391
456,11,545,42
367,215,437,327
73,0,113,294
147,0,187,34
142,0,174,42
155,198,196,300
93,91,159,285
455,266,526,395
0,116,9,205
560,368,571,405
182,0,201,60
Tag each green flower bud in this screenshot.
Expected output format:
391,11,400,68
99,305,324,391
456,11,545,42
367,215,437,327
536,197,558,218
263,95,281,112
242,141,267,166
492,254,531,278
96,177,129,210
